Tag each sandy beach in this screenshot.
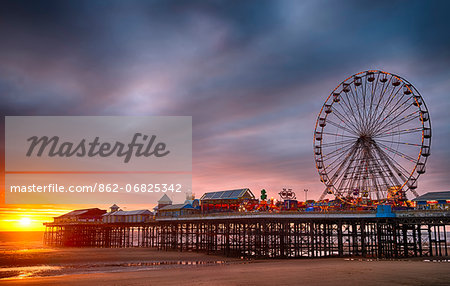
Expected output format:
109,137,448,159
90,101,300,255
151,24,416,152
2,257,450,286
1,246,450,285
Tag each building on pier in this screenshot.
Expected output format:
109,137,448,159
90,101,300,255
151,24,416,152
53,208,106,223
153,194,173,215
158,202,199,217
200,188,257,213
154,194,172,212
414,191,450,210
102,204,153,223
109,204,120,212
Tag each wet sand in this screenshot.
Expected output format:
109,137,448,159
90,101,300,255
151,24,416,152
1,247,449,285
1,247,234,267
0,247,238,280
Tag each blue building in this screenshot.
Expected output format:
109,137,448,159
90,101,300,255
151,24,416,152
413,191,450,210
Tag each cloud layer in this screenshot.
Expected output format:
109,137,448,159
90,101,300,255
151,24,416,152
1,0,450,202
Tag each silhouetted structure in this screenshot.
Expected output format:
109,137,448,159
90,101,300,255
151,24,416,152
53,208,106,223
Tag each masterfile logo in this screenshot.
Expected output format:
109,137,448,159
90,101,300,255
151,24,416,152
4,116,192,204
6,116,191,172
26,133,170,163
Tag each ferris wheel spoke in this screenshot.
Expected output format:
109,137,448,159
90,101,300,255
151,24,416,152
375,142,412,176
363,78,375,132
328,142,359,181
323,141,355,158
364,79,375,133
340,90,366,131
329,107,361,134
374,111,420,136
386,158,411,183
336,100,362,133
367,79,380,133
374,96,416,132
370,148,404,191
367,75,379,125
348,86,366,130
362,74,380,133
352,83,367,130
323,143,357,169
376,141,417,163
368,77,392,131
368,163,391,200
373,144,411,183
357,160,375,192
365,142,404,190
373,127,422,138
326,119,360,136
368,76,392,125
344,146,367,192
382,80,404,110
368,84,398,127
373,107,419,135
320,138,357,148
369,83,403,131
380,90,410,122
352,161,365,192
374,138,422,147
326,155,357,175
321,132,358,139
323,143,360,190
335,146,362,192
372,92,415,134
372,147,407,179
364,150,384,200
324,145,355,161
365,76,375,120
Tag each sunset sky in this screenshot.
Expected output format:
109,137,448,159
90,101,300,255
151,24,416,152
1,0,450,231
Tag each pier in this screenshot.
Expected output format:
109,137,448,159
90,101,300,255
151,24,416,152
44,211,450,259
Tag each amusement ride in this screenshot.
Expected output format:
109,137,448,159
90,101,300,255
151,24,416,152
313,70,431,206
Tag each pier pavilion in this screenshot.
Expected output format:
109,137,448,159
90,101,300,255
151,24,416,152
200,188,257,212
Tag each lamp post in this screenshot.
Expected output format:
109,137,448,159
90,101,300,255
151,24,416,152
304,189,309,202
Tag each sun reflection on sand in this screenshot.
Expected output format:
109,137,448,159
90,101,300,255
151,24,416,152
0,265,62,280
2,248,57,254
0,261,231,280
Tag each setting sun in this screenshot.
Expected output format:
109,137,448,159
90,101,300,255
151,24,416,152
19,217,32,227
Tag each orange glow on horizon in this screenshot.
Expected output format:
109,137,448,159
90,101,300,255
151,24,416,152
0,203,158,231
0,205,83,231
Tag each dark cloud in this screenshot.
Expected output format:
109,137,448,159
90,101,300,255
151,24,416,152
1,0,450,199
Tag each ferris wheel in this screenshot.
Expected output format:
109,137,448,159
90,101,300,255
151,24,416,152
314,70,431,203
